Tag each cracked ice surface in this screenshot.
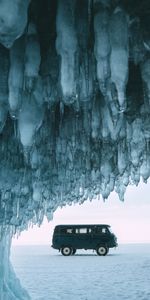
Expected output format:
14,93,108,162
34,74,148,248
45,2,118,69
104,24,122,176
0,0,150,297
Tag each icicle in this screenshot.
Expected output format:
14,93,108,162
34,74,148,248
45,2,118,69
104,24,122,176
101,97,125,141
30,148,39,169
122,170,129,187
24,22,41,93
32,182,42,203
141,58,150,108
18,91,44,148
0,44,9,132
115,179,126,201
140,150,150,183
109,6,129,112
130,165,140,186
42,49,60,106
117,139,128,175
8,36,25,119
0,227,30,299
56,0,77,104
94,2,111,95
0,0,30,48
100,143,114,199
130,118,145,167
91,96,101,139
76,0,94,106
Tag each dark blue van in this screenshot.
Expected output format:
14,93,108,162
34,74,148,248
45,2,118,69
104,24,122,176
52,224,118,256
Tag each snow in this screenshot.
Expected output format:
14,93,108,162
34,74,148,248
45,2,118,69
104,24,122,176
11,244,150,300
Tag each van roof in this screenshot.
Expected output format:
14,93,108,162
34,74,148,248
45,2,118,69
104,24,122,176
55,224,110,228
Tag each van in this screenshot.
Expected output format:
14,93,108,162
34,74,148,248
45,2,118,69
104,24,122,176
52,224,118,256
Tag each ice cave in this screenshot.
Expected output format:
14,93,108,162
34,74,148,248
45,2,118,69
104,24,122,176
0,0,150,298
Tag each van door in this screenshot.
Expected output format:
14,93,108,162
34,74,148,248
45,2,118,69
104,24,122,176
89,226,110,248
88,227,98,248
96,227,110,246
75,227,90,249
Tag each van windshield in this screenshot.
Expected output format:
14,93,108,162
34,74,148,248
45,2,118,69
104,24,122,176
107,227,113,234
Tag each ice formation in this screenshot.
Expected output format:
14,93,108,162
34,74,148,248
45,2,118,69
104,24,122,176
0,0,150,298
0,229,30,299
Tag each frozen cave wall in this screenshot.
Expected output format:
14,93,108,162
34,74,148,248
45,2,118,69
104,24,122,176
0,0,150,232
0,0,150,230
0,0,150,298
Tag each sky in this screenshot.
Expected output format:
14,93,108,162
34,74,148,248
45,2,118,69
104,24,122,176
12,180,150,245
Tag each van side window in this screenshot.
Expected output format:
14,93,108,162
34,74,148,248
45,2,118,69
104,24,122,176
66,229,74,234
95,227,107,234
76,228,87,234
60,228,74,234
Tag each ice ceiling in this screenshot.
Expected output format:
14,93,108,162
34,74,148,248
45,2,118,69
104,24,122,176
0,0,150,234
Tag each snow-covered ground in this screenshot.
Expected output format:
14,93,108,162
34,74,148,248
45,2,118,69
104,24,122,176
11,244,150,300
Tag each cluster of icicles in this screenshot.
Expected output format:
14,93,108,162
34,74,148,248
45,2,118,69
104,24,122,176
0,0,150,232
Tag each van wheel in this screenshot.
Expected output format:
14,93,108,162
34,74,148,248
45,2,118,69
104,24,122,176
61,246,72,256
72,249,76,255
96,246,108,256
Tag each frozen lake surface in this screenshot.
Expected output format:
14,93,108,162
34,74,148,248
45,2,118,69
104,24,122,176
11,244,150,300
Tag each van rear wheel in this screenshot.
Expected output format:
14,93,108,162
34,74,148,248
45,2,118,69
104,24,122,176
96,246,108,256
61,246,72,256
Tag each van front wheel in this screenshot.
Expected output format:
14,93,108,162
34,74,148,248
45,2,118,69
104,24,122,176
61,246,72,256
96,246,108,256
